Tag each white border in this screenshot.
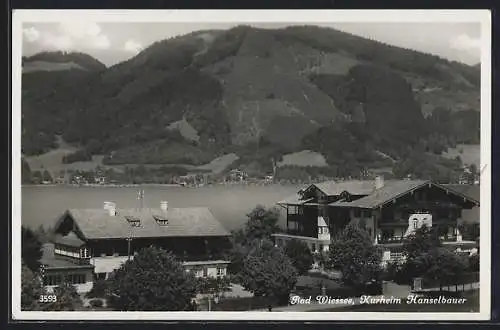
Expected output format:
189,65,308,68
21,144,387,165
12,9,492,321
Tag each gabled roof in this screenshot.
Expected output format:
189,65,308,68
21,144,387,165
277,194,313,206
53,231,86,247
59,207,230,240
442,184,480,202
330,180,428,209
330,180,480,209
308,180,376,196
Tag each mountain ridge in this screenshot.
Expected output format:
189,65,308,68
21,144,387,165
21,25,480,181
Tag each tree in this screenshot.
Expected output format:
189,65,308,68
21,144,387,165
243,205,281,243
400,225,441,282
22,226,42,272
196,276,231,308
31,170,43,184
107,246,197,311
239,240,298,305
21,261,46,311
417,247,468,290
326,224,382,287
44,281,84,311
402,225,440,260
42,170,53,182
22,158,32,184
283,239,314,275
34,224,51,244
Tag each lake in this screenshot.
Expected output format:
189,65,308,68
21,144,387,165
20,184,302,232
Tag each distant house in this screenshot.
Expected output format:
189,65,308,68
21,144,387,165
228,169,247,181
41,201,231,293
274,176,479,266
94,176,106,185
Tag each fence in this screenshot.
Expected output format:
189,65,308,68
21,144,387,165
414,272,479,292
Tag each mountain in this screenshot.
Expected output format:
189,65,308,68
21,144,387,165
21,25,480,180
22,51,107,73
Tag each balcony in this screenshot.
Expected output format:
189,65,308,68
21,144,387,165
377,236,405,245
377,235,459,245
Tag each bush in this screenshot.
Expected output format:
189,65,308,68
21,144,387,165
468,254,479,272
89,299,104,308
86,279,109,298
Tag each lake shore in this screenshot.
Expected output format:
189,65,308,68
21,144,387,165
21,181,305,189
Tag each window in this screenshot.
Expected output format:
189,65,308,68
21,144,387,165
154,215,169,226
319,244,324,252
413,219,418,229
195,269,203,278
311,244,316,252
203,268,208,277
289,206,298,215
65,274,86,284
216,267,226,277
80,247,90,259
95,273,106,280
43,275,62,286
125,216,141,227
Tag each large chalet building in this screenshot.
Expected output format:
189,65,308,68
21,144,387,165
40,201,231,293
274,177,480,265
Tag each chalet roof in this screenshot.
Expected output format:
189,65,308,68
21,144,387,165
330,180,480,209
330,180,429,209
461,208,479,224
442,184,480,202
311,180,376,196
53,231,86,247
62,207,230,240
276,195,313,206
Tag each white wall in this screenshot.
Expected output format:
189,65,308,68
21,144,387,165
317,226,330,241
405,213,433,237
185,264,228,278
91,256,131,276
46,281,94,294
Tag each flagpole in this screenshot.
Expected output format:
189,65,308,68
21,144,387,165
137,188,144,210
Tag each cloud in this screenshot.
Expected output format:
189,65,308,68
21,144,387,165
450,34,481,50
124,39,143,54
42,34,73,50
23,27,40,42
22,21,111,51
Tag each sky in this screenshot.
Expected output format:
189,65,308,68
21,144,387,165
21,21,482,67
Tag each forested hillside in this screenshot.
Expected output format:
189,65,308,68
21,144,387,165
21,25,480,182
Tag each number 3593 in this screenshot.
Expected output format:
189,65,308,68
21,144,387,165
39,295,57,303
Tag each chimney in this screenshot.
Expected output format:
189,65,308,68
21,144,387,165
104,201,116,216
374,175,384,190
160,201,168,214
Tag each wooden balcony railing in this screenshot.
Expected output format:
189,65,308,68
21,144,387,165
378,235,459,244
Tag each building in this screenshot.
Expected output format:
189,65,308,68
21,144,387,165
40,201,231,293
273,177,479,265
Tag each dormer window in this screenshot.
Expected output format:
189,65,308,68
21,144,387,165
125,216,141,227
153,215,168,226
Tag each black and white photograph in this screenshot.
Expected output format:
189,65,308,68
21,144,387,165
11,9,491,321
